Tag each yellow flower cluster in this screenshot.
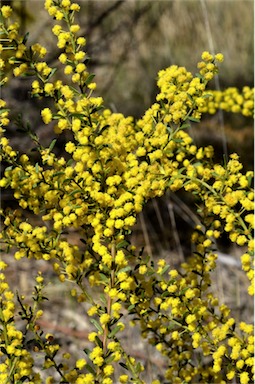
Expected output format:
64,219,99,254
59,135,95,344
155,51,225,126
129,229,254,383
0,7,28,78
0,263,43,382
0,0,253,382
200,86,254,117
0,99,10,131
181,153,254,293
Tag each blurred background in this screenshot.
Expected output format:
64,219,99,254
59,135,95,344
1,1,254,380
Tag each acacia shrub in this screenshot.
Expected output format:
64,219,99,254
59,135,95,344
0,1,254,383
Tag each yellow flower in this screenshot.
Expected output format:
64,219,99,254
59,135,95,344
76,358,86,370
88,332,97,342
61,0,71,8
72,73,80,83
36,275,44,284
239,322,253,334
64,65,73,75
74,51,85,61
65,141,76,153
185,289,196,299
138,265,147,275
119,375,129,383
201,51,213,62
76,374,94,384
88,306,97,316
103,365,114,376
171,331,179,340
124,216,136,227
100,313,110,325
1,5,12,18
236,235,247,246
76,63,86,73
240,372,250,384
41,108,52,124
0,261,7,270
44,83,54,94
77,36,86,46
215,53,224,62
114,219,124,229
192,332,201,348
227,370,235,380
244,213,254,226
185,314,196,324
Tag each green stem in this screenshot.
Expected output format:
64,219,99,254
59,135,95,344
102,240,116,353
182,174,218,197
0,306,18,383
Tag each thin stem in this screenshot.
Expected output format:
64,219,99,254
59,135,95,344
182,174,218,197
102,240,116,353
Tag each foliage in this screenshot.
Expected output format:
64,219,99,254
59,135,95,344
0,1,254,383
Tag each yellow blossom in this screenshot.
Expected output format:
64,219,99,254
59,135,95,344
41,108,52,124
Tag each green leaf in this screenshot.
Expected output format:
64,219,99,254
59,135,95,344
66,159,73,166
95,335,103,348
108,324,122,338
69,112,86,119
15,127,28,134
105,354,115,364
180,122,190,130
117,266,131,274
188,116,201,123
22,32,29,44
68,85,80,95
99,273,108,283
116,240,130,249
48,139,57,152
99,124,110,134
187,93,194,102
202,92,213,99
247,174,253,187
21,71,35,77
128,304,135,311
195,73,204,80
8,56,27,64
84,363,96,375
69,189,82,196
119,362,128,370
63,178,73,185
100,294,107,305
85,73,95,85
84,348,91,356
166,126,172,134
0,108,9,115
135,361,143,374
90,319,103,333
91,105,104,114
159,264,170,275
52,171,65,178
47,67,57,81
177,166,186,174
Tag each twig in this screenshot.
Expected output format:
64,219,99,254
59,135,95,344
167,198,185,262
